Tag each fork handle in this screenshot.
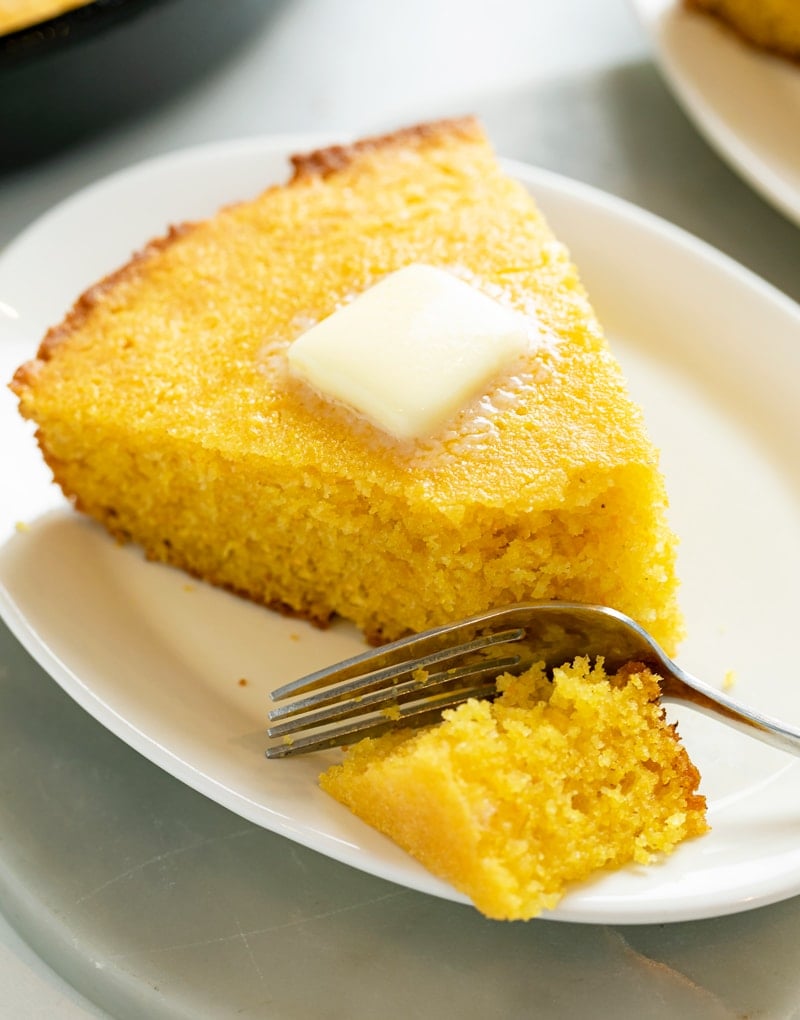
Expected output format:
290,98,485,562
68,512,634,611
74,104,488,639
661,669,800,758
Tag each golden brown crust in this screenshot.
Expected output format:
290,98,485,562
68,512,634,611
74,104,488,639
10,223,196,400
289,116,481,182
615,659,707,820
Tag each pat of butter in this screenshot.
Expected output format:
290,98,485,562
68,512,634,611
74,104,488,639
287,264,533,440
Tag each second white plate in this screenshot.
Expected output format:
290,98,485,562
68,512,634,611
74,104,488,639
631,0,800,226
1,135,800,924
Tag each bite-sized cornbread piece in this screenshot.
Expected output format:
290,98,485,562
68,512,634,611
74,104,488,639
320,659,708,921
11,117,682,651
685,0,800,61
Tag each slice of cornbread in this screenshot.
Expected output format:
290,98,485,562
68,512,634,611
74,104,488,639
685,0,800,61
320,659,708,921
11,118,682,651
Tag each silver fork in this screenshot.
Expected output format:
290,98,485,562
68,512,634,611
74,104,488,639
266,601,800,759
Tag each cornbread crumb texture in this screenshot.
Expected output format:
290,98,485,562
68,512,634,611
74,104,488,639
320,659,708,921
11,116,682,653
686,0,800,60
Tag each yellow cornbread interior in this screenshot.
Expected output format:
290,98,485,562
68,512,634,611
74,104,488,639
686,0,800,59
12,118,682,650
320,659,708,921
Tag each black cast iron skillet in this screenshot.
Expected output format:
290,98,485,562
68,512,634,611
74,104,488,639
1,0,274,170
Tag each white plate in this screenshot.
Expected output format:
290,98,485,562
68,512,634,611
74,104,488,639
631,0,800,226
1,136,800,925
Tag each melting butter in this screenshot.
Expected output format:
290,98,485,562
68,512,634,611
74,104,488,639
287,264,538,440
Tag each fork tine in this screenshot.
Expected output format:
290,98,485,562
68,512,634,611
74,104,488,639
269,626,525,720
269,607,533,703
266,680,500,759
266,600,800,761
265,602,612,759
268,653,525,739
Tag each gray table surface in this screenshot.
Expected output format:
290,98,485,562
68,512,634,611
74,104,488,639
1,1,799,1017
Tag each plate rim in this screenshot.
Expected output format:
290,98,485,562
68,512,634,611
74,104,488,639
2,132,800,925
629,0,800,227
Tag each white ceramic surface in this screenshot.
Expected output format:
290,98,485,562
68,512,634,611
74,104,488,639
1,137,800,925
631,0,800,226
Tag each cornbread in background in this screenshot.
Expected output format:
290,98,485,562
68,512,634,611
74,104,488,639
11,118,683,652
321,659,708,921
685,0,800,61
0,0,88,35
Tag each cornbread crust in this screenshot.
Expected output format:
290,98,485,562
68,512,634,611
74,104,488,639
289,117,482,182
14,225,195,388
11,118,684,649
684,0,800,62
320,659,708,921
